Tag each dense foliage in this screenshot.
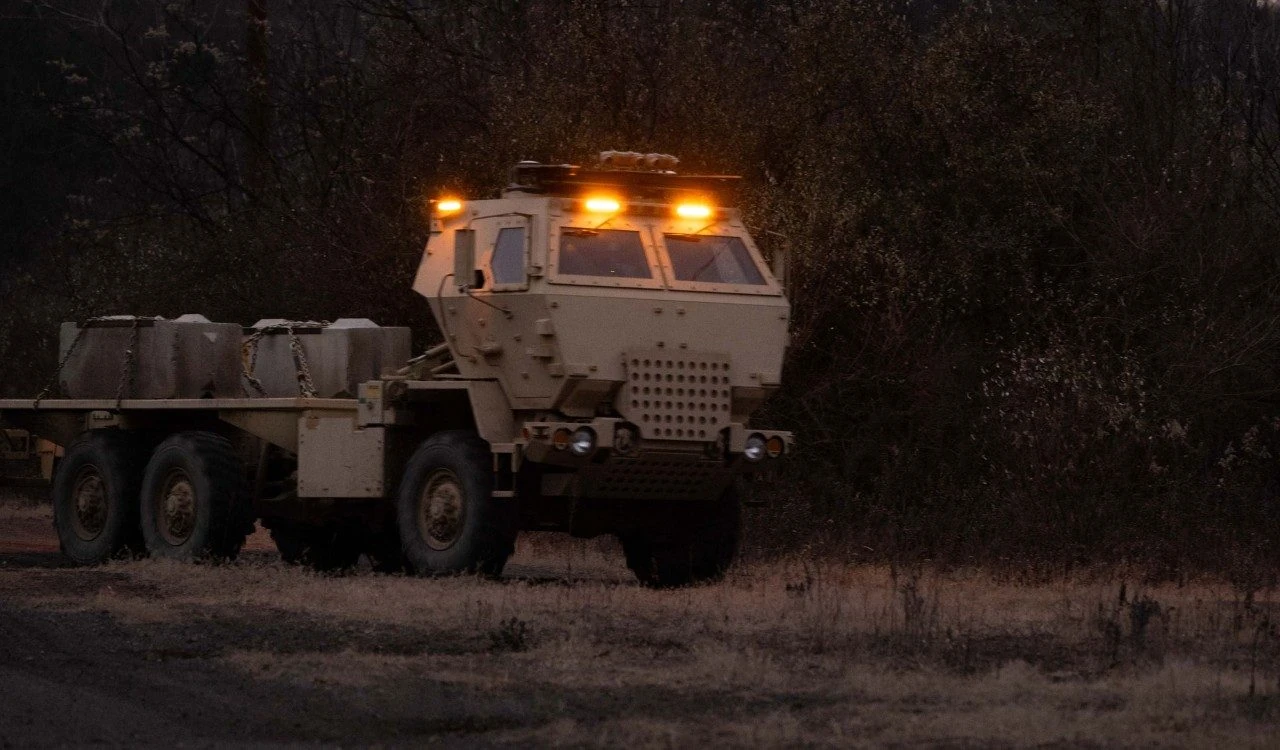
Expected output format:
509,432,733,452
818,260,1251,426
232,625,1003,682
5,0,1280,574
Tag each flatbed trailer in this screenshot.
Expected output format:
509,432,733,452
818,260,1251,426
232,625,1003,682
0,377,529,570
0,395,375,497
1,396,370,454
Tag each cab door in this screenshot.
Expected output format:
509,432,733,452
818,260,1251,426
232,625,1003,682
467,215,558,403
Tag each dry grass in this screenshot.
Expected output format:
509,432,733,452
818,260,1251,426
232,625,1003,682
2,502,1280,746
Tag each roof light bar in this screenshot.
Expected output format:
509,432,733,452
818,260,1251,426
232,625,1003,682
584,196,622,214
676,203,713,219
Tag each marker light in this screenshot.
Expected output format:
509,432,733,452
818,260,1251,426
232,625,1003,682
436,199,463,215
743,434,767,462
676,203,713,220
569,427,596,456
584,196,622,214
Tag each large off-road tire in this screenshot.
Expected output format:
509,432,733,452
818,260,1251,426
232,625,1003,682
139,431,252,561
621,485,742,588
397,431,516,576
267,519,363,572
52,431,145,565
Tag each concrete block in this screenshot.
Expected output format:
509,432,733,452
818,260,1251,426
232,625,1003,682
58,315,243,400
243,319,411,398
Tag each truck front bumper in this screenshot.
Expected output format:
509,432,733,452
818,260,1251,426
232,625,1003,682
517,417,793,471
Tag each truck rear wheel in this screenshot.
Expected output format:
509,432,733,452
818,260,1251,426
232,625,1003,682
621,485,742,588
139,431,251,561
396,431,515,576
52,431,144,565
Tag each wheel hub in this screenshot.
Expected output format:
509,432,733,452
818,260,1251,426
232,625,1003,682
70,467,107,541
419,470,464,551
157,470,197,545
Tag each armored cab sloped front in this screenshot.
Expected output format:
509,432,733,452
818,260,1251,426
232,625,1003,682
408,155,793,586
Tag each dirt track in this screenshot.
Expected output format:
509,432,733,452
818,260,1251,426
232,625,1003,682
0,507,635,748
3,500,1280,748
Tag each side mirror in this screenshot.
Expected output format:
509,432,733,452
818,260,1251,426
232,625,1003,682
770,244,789,291
472,269,487,290
453,229,476,290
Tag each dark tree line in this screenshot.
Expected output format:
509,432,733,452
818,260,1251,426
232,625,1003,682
5,0,1280,575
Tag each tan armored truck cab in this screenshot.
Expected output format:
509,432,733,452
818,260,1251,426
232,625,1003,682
0,154,793,587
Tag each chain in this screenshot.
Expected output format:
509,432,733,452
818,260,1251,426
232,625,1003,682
33,316,155,408
240,330,269,396
287,324,318,398
114,318,142,409
239,321,327,398
34,326,89,408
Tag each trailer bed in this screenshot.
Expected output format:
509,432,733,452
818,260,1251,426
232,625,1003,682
0,397,356,411
0,397,360,454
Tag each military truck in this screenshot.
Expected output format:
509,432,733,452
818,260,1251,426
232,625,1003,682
0,153,792,586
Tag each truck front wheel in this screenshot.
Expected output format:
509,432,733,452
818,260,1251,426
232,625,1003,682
52,431,144,565
139,431,252,561
396,431,515,576
620,485,742,588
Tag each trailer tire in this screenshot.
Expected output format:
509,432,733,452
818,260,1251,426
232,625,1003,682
621,484,742,588
397,431,515,576
268,519,363,572
140,431,251,561
52,431,145,565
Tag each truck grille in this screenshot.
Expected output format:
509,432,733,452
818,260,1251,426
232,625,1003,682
619,350,732,440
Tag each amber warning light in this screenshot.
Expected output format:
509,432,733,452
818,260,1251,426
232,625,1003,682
435,198,463,216
584,196,622,214
675,203,713,219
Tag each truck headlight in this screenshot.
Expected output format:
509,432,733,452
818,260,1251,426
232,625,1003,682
570,428,596,456
743,434,766,462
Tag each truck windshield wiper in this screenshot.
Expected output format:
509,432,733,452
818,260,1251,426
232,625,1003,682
690,245,730,281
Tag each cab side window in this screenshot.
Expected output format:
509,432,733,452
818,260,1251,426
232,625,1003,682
491,227,526,286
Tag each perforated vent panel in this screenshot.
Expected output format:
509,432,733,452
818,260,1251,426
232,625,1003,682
619,350,732,441
577,459,732,500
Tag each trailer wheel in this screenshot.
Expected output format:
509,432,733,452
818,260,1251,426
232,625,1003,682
52,431,144,565
621,484,742,588
140,431,251,561
397,431,515,576
267,519,363,572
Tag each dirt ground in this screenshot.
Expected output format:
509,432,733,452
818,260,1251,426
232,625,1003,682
2,497,1279,748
